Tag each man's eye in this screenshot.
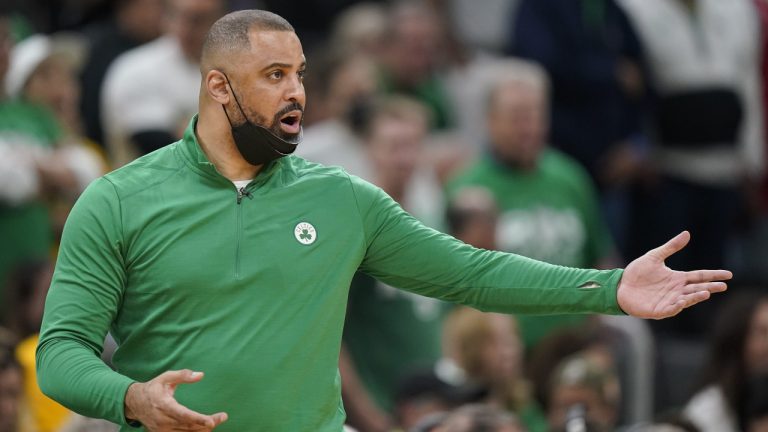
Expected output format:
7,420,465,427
269,71,283,80
298,70,307,80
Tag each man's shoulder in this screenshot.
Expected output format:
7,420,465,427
102,142,183,198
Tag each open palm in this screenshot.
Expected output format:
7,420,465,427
617,231,732,319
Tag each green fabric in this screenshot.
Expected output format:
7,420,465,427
37,116,624,431
519,402,548,432
0,101,60,318
344,273,450,412
447,150,615,348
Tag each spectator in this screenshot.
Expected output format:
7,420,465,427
432,404,525,432
393,369,485,431
441,306,547,432
617,0,764,335
446,59,618,350
684,290,768,432
79,0,164,147
509,0,649,254
341,96,447,432
546,352,621,432
101,0,226,166
0,28,102,319
295,46,379,176
445,187,499,251
377,1,454,130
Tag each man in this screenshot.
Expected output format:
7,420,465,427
447,59,618,350
37,10,730,432
101,0,225,166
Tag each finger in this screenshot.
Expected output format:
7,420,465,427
684,281,728,295
685,269,733,284
163,399,216,428
674,290,711,312
160,369,204,386
211,412,228,426
649,231,690,261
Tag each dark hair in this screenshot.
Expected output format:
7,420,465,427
693,289,768,429
201,9,293,68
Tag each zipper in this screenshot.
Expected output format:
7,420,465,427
235,186,253,279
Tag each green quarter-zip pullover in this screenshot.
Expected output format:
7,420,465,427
37,116,624,431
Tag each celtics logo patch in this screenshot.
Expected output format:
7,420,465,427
294,222,317,245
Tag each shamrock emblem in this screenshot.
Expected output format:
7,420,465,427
294,222,317,245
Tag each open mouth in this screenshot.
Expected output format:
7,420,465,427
279,111,302,133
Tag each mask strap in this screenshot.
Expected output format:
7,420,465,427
220,72,249,124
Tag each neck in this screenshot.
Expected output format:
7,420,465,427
196,112,263,181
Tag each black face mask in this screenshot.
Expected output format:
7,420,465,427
221,74,303,166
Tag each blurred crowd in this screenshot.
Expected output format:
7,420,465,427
1,0,768,431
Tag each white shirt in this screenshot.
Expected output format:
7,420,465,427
684,385,739,432
617,0,764,184
101,36,200,166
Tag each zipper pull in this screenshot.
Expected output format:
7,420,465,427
236,187,253,204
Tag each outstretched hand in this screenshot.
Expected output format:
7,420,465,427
617,231,732,319
124,369,228,431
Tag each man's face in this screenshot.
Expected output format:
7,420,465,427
224,30,306,141
368,116,426,185
165,0,224,61
487,82,547,169
0,367,22,432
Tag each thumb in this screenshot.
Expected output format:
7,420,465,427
649,230,690,261
159,369,204,387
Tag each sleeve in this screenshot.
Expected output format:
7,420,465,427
351,175,625,315
36,177,136,425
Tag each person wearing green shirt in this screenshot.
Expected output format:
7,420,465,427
446,59,619,351
37,10,732,432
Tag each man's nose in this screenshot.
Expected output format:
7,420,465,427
284,76,305,102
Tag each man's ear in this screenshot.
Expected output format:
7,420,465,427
206,70,230,104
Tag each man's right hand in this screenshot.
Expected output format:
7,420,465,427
124,369,228,431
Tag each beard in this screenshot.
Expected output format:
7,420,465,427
247,101,304,141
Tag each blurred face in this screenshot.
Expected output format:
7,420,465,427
0,367,22,432
745,301,768,373
165,0,224,61
223,30,306,141
368,116,426,185
480,314,522,382
24,56,79,118
487,82,547,170
326,55,377,118
0,18,11,86
386,8,443,86
121,0,164,42
548,386,616,432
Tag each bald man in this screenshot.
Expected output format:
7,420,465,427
36,10,731,432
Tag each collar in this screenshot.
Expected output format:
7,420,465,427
177,114,284,188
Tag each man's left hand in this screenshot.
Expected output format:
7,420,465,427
617,231,732,319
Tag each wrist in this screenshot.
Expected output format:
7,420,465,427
124,382,142,427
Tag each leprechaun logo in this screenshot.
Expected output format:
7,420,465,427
294,222,317,245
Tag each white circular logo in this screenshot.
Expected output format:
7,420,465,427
294,222,317,245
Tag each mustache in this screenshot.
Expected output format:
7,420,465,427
274,102,304,120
